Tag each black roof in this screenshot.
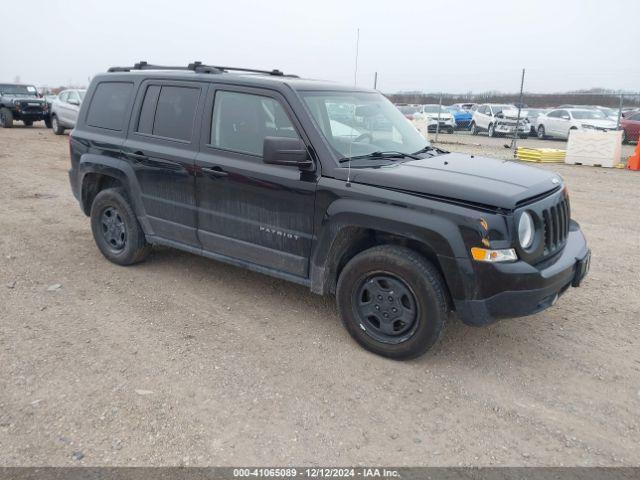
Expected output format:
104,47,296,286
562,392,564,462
102,61,375,93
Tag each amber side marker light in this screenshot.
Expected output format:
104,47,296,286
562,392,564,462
471,247,518,263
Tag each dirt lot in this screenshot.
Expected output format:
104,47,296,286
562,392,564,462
1,125,639,467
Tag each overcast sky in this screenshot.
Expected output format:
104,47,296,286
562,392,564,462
1,0,638,93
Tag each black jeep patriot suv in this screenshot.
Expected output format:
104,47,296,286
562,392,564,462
68,62,590,359
0,83,50,128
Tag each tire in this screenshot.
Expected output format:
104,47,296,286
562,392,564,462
23,120,33,127
519,133,529,139
336,245,448,360
446,127,454,134
621,130,627,144
90,187,150,266
44,117,52,128
537,125,546,139
0,108,14,128
51,115,65,135
488,123,496,137
470,122,478,135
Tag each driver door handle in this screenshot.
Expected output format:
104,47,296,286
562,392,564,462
202,166,228,177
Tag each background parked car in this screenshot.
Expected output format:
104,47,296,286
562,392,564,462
397,104,420,120
470,103,529,138
450,102,476,111
536,108,618,140
621,112,640,144
414,104,456,133
558,104,619,122
50,89,86,134
520,108,548,135
446,107,473,129
0,83,50,128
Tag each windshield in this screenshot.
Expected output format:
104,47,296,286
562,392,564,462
302,91,429,160
572,110,607,120
491,105,513,114
0,84,38,97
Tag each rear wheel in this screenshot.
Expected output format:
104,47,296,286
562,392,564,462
622,130,627,144
0,108,14,128
51,115,65,135
537,125,546,139
336,245,448,360
90,188,150,266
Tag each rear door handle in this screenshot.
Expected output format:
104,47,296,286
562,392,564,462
202,166,228,177
125,151,148,161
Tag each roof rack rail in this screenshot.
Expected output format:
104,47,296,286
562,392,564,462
107,61,298,77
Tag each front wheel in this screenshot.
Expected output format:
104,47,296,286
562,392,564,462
44,117,52,128
622,130,627,144
23,120,33,127
488,123,496,137
470,122,478,135
336,245,448,360
90,188,150,266
537,125,547,139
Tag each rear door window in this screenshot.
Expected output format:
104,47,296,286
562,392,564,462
136,85,161,135
151,86,200,141
86,82,133,131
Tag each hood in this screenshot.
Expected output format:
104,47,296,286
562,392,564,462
453,111,473,119
501,109,528,121
581,119,618,129
9,96,44,103
349,152,561,210
424,112,453,120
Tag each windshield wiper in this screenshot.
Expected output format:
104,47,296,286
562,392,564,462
339,150,419,163
412,145,448,155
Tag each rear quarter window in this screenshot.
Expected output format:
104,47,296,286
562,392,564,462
85,82,133,131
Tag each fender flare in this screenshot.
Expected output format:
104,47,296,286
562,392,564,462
309,198,469,296
77,154,150,233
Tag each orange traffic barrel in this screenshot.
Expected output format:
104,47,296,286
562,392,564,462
628,137,640,171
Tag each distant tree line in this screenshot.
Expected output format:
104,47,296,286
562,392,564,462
386,89,640,108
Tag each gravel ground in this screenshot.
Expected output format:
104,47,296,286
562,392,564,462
1,125,639,467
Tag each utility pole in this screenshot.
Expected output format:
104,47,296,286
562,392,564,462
510,68,526,152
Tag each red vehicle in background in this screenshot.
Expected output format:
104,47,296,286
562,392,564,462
621,112,640,144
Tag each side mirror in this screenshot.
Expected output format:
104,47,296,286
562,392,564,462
263,137,312,168
68,98,80,106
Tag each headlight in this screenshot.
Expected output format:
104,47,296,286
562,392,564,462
518,212,534,249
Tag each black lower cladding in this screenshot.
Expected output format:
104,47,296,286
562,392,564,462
450,225,590,326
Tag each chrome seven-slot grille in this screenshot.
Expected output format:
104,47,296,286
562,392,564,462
542,195,570,255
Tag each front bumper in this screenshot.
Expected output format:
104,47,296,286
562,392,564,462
426,120,455,132
14,110,48,121
495,123,530,134
450,223,590,326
